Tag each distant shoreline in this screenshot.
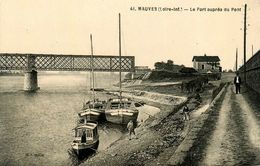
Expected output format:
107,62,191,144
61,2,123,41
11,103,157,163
0,73,23,76
0,72,124,76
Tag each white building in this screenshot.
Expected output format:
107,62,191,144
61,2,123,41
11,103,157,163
192,54,221,73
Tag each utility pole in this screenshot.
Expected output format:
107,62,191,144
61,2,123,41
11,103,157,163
119,13,122,103
236,48,238,71
243,4,247,84
90,34,95,101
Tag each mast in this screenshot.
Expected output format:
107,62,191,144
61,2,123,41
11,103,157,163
119,13,122,104
90,34,95,102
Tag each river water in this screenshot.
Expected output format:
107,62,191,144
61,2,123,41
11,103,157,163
0,73,160,166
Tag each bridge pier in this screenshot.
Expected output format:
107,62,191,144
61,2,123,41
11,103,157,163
24,70,39,92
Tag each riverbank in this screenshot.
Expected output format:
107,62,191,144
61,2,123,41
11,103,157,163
82,79,219,166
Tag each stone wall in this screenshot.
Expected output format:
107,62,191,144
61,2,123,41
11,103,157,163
239,50,260,94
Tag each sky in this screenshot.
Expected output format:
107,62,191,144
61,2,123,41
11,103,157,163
0,0,259,70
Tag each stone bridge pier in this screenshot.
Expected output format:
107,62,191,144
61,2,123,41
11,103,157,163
24,55,39,92
24,70,39,91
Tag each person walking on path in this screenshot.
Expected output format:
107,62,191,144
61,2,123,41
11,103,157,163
183,105,190,121
127,120,136,140
234,73,242,94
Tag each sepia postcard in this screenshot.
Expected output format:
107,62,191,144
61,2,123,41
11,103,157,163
0,0,260,165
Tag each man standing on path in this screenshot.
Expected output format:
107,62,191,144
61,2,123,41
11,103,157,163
234,73,242,94
127,120,136,140
183,105,190,121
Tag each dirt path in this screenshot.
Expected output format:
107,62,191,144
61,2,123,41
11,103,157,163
200,85,260,165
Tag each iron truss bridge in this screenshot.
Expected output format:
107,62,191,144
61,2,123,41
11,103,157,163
0,53,135,72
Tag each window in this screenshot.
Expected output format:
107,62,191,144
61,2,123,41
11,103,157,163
86,129,93,140
111,103,119,109
76,129,83,137
202,64,204,69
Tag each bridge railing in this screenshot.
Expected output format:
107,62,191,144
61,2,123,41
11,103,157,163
0,53,135,72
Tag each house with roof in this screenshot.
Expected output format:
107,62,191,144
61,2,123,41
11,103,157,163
192,54,221,73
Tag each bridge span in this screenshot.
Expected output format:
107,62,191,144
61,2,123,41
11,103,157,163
0,53,135,91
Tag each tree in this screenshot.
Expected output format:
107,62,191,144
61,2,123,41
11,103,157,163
154,61,164,70
154,59,180,71
167,60,174,65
